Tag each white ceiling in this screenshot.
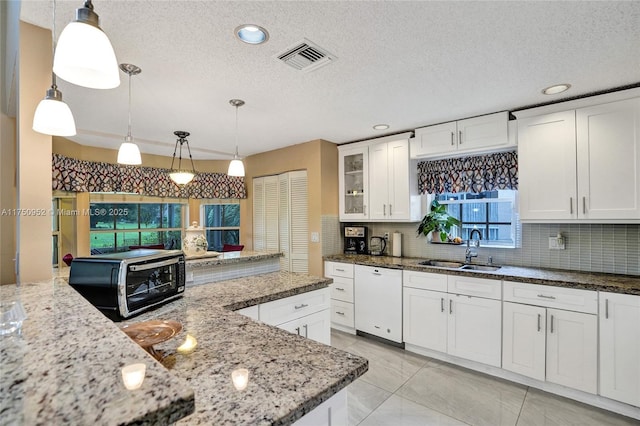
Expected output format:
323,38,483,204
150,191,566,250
20,0,640,160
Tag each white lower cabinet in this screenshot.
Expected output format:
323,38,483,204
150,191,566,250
448,294,502,367
599,292,640,407
324,261,356,333
278,309,331,345
293,387,347,426
402,270,502,367
355,265,403,343
503,281,598,394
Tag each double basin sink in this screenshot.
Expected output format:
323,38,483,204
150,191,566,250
418,259,502,272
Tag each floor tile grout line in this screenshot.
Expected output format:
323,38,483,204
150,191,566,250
514,385,530,426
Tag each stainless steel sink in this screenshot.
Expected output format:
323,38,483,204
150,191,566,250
418,260,465,268
460,264,502,271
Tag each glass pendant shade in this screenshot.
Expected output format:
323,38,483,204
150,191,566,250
169,131,197,185
53,2,119,89
117,141,141,165
227,158,245,177
169,171,195,185
32,89,76,136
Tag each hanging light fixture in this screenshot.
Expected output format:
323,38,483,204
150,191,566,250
33,0,76,137
53,0,120,89
117,63,142,165
227,99,245,177
169,131,197,185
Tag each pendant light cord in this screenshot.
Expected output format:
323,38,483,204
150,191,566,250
234,104,239,157
127,72,132,139
51,0,57,89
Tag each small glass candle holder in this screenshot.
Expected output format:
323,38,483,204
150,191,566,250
231,368,249,391
0,301,27,337
121,363,146,390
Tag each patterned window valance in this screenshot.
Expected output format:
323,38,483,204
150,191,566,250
52,154,247,199
417,151,518,194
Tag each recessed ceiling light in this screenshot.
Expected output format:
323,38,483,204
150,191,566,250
542,83,571,95
373,124,389,130
235,24,269,45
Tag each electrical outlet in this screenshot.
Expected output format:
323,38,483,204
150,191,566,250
383,232,389,239
310,232,319,243
549,236,566,250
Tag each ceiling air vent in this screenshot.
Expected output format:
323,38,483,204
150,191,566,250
276,38,336,72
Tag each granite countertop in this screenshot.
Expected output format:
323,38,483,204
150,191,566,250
185,250,282,267
0,279,195,425
121,271,368,425
324,254,640,296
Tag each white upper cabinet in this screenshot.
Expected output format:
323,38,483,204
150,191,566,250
338,132,420,222
411,111,511,159
338,145,369,221
517,96,640,222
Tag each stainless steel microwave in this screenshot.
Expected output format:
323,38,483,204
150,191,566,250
69,249,185,321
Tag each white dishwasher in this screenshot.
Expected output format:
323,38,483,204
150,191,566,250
354,264,403,343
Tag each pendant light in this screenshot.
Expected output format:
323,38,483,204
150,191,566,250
169,131,197,185
227,99,245,177
53,0,120,89
117,63,142,165
32,0,76,137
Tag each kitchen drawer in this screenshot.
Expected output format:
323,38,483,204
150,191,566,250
331,300,355,328
259,288,330,326
403,270,448,292
325,261,354,279
504,281,597,314
330,277,354,303
448,275,502,300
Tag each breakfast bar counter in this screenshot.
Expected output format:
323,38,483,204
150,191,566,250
1,271,368,425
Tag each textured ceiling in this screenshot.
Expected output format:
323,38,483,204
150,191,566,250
20,1,640,160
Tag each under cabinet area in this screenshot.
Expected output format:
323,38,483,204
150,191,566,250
599,292,640,407
410,111,512,159
502,281,598,394
517,96,640,221
354,265,403,343
403,270,502,367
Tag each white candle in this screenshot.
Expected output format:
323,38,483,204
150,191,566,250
231,368,249,391
121,363,146,390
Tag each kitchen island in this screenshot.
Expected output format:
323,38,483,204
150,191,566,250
1,271,368,425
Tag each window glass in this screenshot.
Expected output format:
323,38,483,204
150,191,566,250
202,203,240,251
435,190,517,247
90,202,184,253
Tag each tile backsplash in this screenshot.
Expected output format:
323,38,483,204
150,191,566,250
361,223,640,276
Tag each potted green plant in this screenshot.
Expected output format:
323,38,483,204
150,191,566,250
417,199,461,243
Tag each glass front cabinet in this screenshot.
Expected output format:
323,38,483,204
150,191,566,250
339,146,369,221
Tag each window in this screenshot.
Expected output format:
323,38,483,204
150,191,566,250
435,190,518,248
90,202,184,253
202,202,240,251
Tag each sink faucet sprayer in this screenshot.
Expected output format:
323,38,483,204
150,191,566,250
465,229,482,263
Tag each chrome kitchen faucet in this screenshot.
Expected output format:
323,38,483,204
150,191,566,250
465,229,482,263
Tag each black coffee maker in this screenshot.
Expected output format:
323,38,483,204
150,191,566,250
344,226,368,254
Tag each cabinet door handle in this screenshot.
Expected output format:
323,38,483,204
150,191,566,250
583,196,586,214
364,205,367,215
294,303,309,310
459,130,463,145
389,204,392,216
569,197,573,214
335,268,345,272
450,132,455,146
383,204,386,216
605,299,609,319
335,287,345,291
336,311,345,316
537,294,556,300
550,315,554,334
295,327,301,335
537,314,541,332
449,299,453,314
374,325,381,329
303,324,308,337
441,297,444,313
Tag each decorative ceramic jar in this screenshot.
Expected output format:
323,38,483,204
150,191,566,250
182,221,208,256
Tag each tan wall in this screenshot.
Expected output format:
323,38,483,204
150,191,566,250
242,139,338,277
16,22,52,283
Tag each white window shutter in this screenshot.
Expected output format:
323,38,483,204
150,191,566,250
278,173,290,271
252,178,265,251
289,171,308,273
264,176,280,252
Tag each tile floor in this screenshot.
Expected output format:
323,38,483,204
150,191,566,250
331,330,639,426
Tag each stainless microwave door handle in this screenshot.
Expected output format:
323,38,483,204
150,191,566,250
111,267,119,285
129,257,180,271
